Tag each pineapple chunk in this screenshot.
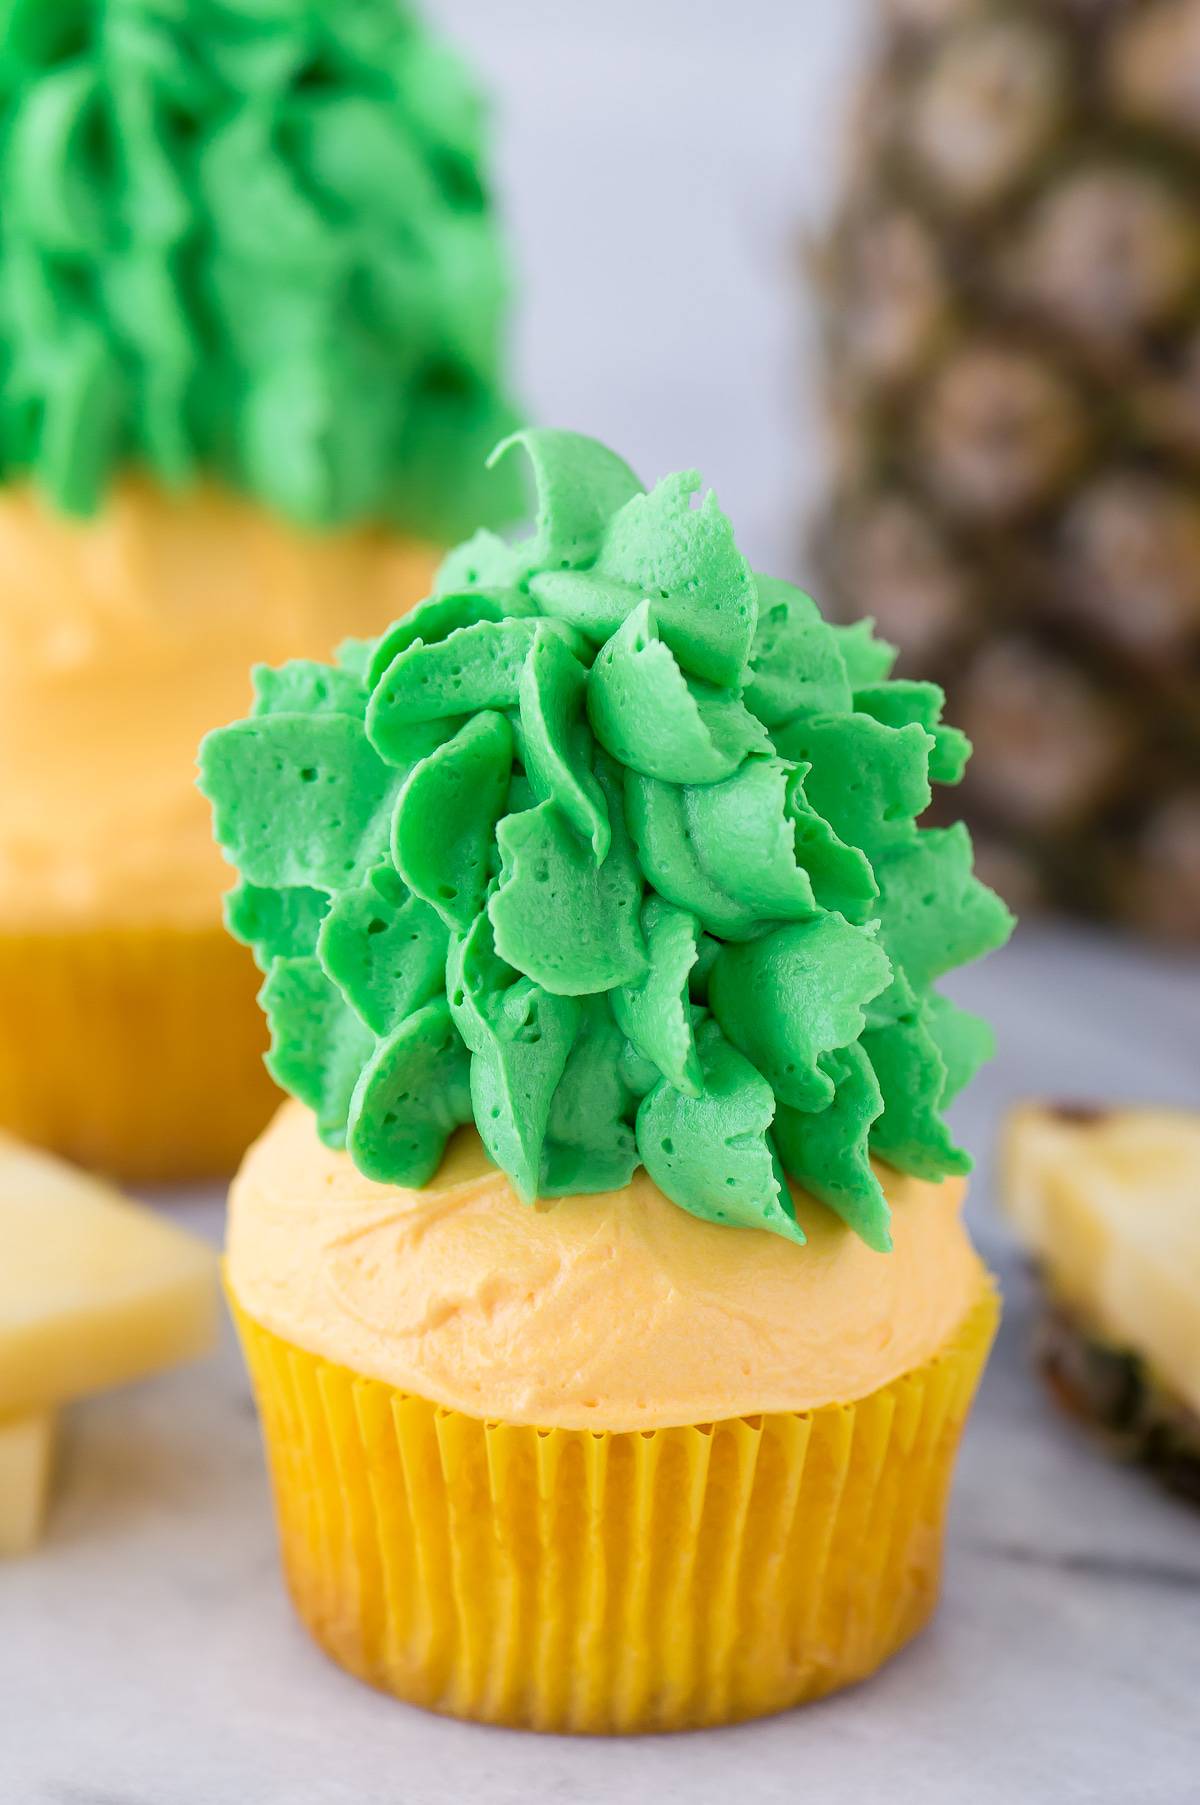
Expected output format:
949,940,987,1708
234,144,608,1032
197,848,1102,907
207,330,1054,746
0,1132,217,1417
1003,1104,1200,1418
0,1411,56,1556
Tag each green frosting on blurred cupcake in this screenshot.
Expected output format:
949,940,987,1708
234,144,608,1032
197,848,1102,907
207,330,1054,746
0,0,520,536
201,430,1014,1248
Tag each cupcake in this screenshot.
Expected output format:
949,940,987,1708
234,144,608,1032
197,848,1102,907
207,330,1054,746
1004,1101,1200,1503
0,0,521,1180
203,429,1013,1731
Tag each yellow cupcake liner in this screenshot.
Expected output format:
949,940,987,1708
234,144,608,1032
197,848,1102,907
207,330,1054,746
233,1275,999,1733
0,921,279,1181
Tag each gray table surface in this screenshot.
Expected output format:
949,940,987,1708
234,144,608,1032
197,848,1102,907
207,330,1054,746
3,6,1199,1801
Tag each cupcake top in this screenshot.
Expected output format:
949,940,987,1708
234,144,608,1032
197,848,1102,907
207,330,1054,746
201,429,1013,1254
228,1099,984,1427
0,0,519,538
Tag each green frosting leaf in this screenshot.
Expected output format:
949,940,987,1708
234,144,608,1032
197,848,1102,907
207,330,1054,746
335,639,377,683
588,602,770,784
595,472,758,687
612,898,703,1096
773,1044,890,1253
251,660,368,721
346,997,472,1186
854,681,970,787
873,826,1016,990
925,991,996,1105
519,625,610,859
260,954,374,1148
688,759,876,926
745,578,852,726
709,919,893,1111
831,620,898,688
625,774,762,940
0,0,522,536
492,428,643,572
203,429,1012,1247
390,709,513,930
433,526,523,599
366,589,527,692
199,714,398,891
627,760,876,941
369,618,551,738
541,996,639,1197
776,713,933,860
318,863,448,1037
525,569,645,645
226,881,328,970
489,760,647,996
862,988,971,1183
637,1018,803,1243
447,912,580,1201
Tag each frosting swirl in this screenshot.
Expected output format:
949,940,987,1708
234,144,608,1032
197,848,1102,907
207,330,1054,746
201,430,1014,1248
0,0,519,537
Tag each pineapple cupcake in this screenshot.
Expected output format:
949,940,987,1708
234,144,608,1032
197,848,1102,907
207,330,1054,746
0,0,521,1179
1004,1102,1200,1504
202,429,1013,1732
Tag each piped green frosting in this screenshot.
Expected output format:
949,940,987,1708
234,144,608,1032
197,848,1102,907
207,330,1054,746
0,0,520,537
200,429,1014,1250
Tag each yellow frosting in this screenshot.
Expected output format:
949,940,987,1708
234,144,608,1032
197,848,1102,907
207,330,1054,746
0,479,437,931
228,1100,984,1431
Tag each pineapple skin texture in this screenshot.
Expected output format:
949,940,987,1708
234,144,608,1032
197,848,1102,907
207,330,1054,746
817,0,1200,941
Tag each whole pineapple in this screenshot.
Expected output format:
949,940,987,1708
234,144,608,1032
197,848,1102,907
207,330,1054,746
816,0,1200,941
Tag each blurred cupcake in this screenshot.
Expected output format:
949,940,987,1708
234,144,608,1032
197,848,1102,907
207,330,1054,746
0,0,521,1179
1004,1102,1200,1504
203,429,1012,1731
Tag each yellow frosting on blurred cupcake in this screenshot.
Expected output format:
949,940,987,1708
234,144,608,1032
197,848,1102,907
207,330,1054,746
0,480,436,930
0,0,521,1180
0,482,436,1178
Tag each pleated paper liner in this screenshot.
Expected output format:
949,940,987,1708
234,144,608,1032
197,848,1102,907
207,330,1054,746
0,921,279,1181
232,1275,999,1734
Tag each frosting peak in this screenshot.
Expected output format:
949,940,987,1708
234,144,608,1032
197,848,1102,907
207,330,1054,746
0,0,520,537
200,429,1014,1249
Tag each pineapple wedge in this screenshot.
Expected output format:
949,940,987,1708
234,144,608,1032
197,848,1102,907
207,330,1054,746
0,1411,56,1556
1003,1103,1200,1497
0,1132,218,1419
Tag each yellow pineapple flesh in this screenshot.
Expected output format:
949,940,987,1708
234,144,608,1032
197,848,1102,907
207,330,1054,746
1003,1102,1200,1500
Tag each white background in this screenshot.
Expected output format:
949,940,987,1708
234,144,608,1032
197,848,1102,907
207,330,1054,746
438,0,873,575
